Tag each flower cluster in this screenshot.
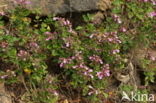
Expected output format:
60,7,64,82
96,64,110,79
53,17,76,34
59,57,73,68
53,17,71,26
89,55,103,64
151,0,156,5
17,50,28,60
29,42,39,49
44,32,56,41
0,70,16,79
112,14,122,24
148,11,156,18
105,32,121,43
90,31,121,44
59,52,83,68
73,63,94,78
59,52,95,78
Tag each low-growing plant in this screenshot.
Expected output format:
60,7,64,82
0,0,156,102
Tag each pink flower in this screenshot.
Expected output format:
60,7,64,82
68,28,77,34
113,14,119,18
112,14,122,24
60,58,68,67
73,63,86,69
96,72,104,79
48,89,59,96
112,49,120,54
17,50,28,60
120,27,127,32
53,17,71,26
53,17,61,21
63,19,70,25
103,64,110,70
151,0,156,5
65,42,70,47
103,69,111,76
44,32,55,41
45,36,52,41
150,56,156,61
53,91,59,96
83,69,94,79
0,75,8,79
18,50,28,56
44,31,52,35
96,64,111,79
143,0,149,2
147,52,156,61
98,31,122,44
97,69,110,79
117,18,122,24
0,41,8,48
0,12,5,16
148,11,156,18
29,42,39,48
138,0,149,2
117,40,122,43
59,57,73,67
89,55,103,64
108,38,113,42
72,63,94,79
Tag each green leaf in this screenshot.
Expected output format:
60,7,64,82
7,48,17,57
76,26,83,30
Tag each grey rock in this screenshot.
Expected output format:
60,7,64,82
0,0,111,14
